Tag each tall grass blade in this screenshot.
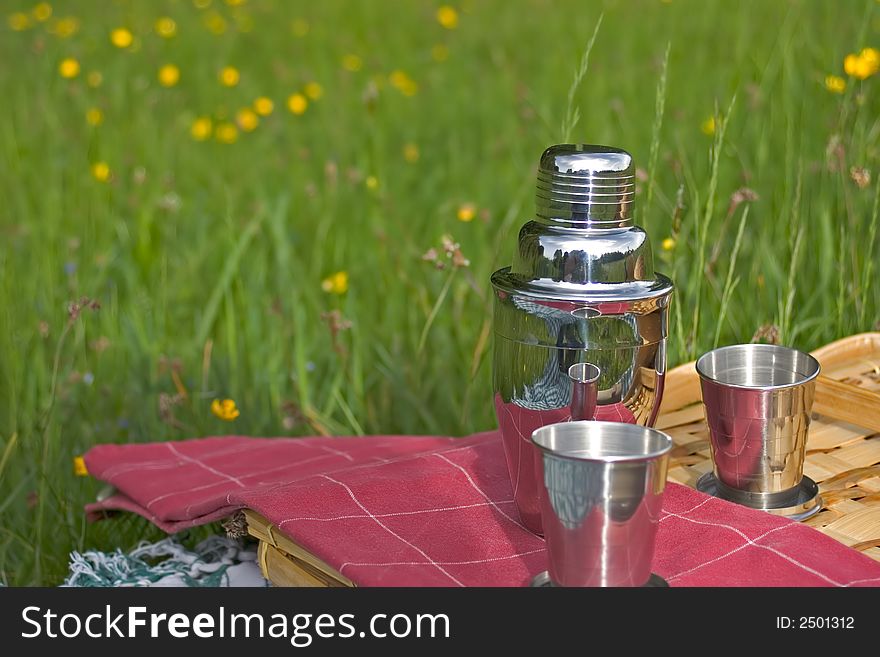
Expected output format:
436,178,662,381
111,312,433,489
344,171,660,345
195,211,265,348
646,42,671,216
859,177,879,328
690,93,736,358
713,206,749,347
561,14,604,142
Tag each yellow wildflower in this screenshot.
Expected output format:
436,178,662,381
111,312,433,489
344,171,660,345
661,237,676,251
110,27,133,48
225,0,246,5
400,79,419,97
860,47,879,77
204,11,227,34
73,455,88,477
287,93,308,115
87,71,103,87
321,271,349,295
457,203,476,222
342,54,363,71
432,44,449,62
853,57,874,80
403,142,420,163
49,16,79,37
291,18,309,37
215,122,239,144
365,175,378,190
58,57,80,79
91,161,110,182
155,17,177,38
33,3,52,22
8,12,31,30
304,81,324,101
236,107,259,132
389,70,407,87
436,5,459,29
700,115,715,136
851,54,871,79
844,49,879,80
253,96,274,116
219,66,240,87
85,107,103,126
211,398,240,421
191,116,213,141
389,70,419,96
824,75,846,94
158,64,180,87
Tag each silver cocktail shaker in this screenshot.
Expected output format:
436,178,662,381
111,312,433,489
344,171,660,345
491,144,674,534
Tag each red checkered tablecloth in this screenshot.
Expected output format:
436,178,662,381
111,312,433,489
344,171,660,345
84,431,880,587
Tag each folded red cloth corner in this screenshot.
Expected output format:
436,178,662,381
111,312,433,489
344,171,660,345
84,432,880,587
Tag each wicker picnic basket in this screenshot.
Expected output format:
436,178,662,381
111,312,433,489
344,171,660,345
658,332,880,562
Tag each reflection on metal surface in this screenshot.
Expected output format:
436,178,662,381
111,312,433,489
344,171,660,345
568,362,599,421
531,421,672,587
696,344,820,494
695,472,823,521
493,327,666,532
530,570,668,587
491,144,673,534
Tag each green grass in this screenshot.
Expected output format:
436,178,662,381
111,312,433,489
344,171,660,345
1,0,878,585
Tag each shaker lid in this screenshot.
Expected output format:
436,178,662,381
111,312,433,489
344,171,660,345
536,144,635,226
492,144,673,303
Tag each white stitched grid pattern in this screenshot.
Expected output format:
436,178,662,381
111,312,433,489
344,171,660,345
84,432,880,587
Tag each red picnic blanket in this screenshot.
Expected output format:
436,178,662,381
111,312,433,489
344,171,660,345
84,431,880,587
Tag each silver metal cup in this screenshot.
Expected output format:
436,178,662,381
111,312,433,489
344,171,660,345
531,421,672,587
696,344,820,498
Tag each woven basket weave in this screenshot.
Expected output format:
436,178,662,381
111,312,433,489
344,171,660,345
657,333,880,562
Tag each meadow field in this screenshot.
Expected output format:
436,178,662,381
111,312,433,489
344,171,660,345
1,0,878,585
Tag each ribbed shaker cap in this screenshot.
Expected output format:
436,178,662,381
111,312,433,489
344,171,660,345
536,144,635,226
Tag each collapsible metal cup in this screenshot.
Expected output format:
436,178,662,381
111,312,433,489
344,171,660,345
531,421,672,587
695,344,822,519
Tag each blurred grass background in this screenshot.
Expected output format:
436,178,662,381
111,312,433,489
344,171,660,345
1,0,878,585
